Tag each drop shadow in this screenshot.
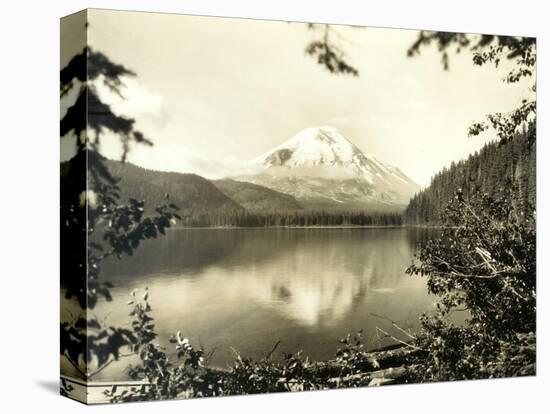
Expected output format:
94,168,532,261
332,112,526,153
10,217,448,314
36,380,59,395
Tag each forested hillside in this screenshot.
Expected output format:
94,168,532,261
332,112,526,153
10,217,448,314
404,125,535,224
97,159,402,227
102,159,245,216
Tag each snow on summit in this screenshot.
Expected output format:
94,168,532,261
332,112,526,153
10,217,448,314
244,126,421,208
254,126,411,181
253,126,361,167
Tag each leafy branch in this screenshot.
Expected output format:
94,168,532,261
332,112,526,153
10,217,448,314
408,32,536,143
305,24,359,76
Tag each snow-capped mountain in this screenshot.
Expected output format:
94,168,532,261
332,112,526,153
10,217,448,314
239,126,420,210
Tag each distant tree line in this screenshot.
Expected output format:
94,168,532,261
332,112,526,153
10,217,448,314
178,210,403,227
404,124,535,225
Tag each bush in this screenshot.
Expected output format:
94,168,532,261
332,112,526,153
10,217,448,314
407,191,536,381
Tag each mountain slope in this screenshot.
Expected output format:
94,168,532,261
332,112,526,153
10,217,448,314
241,126,420,210
213,179,303,212
103,159,245,216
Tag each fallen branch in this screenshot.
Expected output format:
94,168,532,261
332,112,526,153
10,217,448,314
375,327,424,351
265,341,282,360
371,313,417,340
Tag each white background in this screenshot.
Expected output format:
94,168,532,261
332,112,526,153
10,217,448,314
0,0,548,412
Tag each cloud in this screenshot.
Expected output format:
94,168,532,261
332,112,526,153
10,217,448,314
126,143,264,179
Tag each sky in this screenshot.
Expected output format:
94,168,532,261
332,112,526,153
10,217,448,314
61,9,535,187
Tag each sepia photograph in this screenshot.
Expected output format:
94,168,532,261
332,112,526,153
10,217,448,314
60,8,536,404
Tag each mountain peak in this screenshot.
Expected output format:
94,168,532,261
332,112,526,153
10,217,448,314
245,126,420,207
287,125,351,144
292,125,340,139
253,126,364,169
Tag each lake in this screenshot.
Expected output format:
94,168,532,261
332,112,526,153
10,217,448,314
94,227,436,380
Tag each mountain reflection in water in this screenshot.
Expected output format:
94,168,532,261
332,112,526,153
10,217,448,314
95,227,435,379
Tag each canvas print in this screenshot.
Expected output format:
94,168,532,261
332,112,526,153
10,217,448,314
60,9,536,404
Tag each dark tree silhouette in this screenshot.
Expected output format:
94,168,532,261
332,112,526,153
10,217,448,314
60,47,180,379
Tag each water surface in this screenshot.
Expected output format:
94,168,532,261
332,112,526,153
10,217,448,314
95,227,435,380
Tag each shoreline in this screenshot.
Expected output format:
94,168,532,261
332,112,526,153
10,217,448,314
169,224,441,230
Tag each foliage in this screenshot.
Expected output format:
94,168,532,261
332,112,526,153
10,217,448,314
406,192,536,381
105,291,209,402
405,126,535,224
106,305,382,403
305,24,359,76
404,29,537,382
60,47,179,379
407,31,536,143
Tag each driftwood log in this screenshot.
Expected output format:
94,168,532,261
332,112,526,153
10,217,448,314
204,344,425,389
